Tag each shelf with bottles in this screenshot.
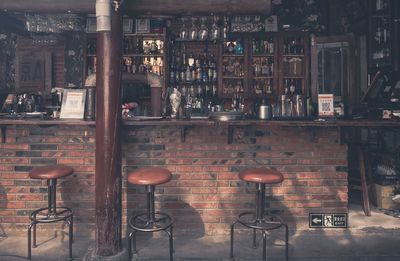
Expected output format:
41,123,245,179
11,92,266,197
277,32,309,96
122,56,165,77
168,38,219,88
252,78,274,96
281,78,305,96
123,37,165,57
249,34,277,97
221,78,245,96
221,56,245,78
223,38,245,56
368,0,393,68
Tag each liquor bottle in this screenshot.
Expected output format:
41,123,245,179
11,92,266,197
196,58,203,82
152,58,159,75
135,38,143,54
202,58,208,83
185,63,192,82
123,37,130,54
252,39,259,54
158,58,164,76
234,39,244,55
179,63,185,83
150,40,158,54
227,41,235,54
143,41,150,55
261,59,268,76
132,58,138,74
191,59,197,82
170,62,175,83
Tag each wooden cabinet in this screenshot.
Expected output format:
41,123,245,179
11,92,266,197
277,32,309,99
218,32,309,101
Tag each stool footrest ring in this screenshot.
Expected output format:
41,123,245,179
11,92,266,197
237,212,284,230
29,207,73,223
129,212,173,232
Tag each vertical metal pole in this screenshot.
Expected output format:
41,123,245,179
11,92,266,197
146,185,156,222
256,183,265,220
48,179,57,215
95,0,123,256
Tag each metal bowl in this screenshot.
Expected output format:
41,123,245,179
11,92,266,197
209,111,244,121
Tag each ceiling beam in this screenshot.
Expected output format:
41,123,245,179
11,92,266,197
0,0,271,15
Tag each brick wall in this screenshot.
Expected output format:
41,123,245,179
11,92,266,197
0,124,348,236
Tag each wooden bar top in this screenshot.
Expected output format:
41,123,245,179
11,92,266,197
0,118,399,127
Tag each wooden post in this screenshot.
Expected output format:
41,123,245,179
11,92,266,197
95,1,123,256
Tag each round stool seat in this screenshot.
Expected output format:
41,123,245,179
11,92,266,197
128,167,172,186
29,165,74,180
239,168,283,184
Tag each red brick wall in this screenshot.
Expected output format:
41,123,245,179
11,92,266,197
0,124,348,236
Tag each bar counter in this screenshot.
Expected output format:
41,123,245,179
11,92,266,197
0,117,397,235
0,117,399,127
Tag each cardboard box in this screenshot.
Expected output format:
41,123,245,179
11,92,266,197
369,184,398,209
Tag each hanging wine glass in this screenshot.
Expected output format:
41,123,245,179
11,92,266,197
198,17,209,40
210,16,220,41
179,17,189,40
189,17,199,40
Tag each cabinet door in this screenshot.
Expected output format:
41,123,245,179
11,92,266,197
310,35,356,108
219,37,247,98
248,33,278,97
277,32,309,98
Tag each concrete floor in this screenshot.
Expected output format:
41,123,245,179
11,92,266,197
1,204,400,261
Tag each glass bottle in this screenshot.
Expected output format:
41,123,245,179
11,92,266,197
143,40,150,55
234,39,243,55
227,41,235,54
150,39,158,54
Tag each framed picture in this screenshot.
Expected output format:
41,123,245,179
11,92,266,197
265,15,278,32
60,89,86,119
135,19,150,33
123,18,133,33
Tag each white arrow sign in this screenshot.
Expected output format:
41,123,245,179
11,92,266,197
312,218,322,224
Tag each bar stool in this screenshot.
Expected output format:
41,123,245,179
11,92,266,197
127,167,173,261
27,165,74,260
230,168,289,261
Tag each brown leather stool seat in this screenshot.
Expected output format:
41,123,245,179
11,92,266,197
29,165,74,180
27,165,74,260
239,168,284,184
127,167,172,186
127,167,174,261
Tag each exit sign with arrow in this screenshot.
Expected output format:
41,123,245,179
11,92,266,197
309,213,347,228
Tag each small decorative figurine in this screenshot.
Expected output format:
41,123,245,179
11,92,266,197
169,88,181,118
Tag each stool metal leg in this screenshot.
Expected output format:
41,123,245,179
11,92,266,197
128,231,133,261
230,221,238,260
262,231,267,261
253,229,257,248
70,215,74,243
32,222,37,248
167,225,174,261
284,223,289,261
69,216,73,260
28,222,35,260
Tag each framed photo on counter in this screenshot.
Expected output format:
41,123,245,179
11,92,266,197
60,89,86,119
135,19,150,33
